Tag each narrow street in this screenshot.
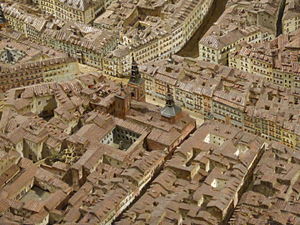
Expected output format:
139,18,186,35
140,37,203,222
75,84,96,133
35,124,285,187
177,0,229,58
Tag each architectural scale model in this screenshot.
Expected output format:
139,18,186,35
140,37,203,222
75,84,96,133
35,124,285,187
0,0,299,224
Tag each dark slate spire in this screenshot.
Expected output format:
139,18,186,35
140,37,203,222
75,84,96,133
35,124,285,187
165,85,175,107
160,85,182,118
129,56,141,84
0,5,6,25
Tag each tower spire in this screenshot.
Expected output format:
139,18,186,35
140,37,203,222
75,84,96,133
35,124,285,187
165,85,175,107
160,85,182,123
129,56,141,83
0,4,6,28
128,56,145,101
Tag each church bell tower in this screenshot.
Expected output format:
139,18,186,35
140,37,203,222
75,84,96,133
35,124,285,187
114,83,131,119
128,57,145,102
0,5,7,30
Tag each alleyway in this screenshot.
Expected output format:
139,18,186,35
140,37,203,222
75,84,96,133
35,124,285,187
177,0,229,58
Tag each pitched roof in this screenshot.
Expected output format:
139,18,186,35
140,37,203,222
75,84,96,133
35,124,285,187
58,0,92,11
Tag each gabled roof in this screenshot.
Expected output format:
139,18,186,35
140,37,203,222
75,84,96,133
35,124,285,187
58,0,91,11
